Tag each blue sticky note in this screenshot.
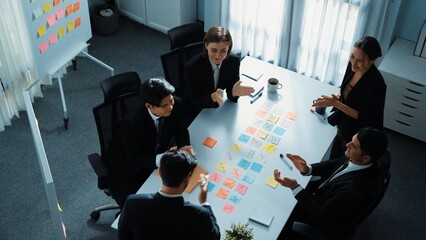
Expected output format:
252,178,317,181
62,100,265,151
238,134,250,143
228,194,242,204
250,162,263,173
237,159,251,170
242,173,256,184
273,126,286,136
262,122,274,131
207,182,216,192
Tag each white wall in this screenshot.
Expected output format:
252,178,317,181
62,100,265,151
394,0,426,42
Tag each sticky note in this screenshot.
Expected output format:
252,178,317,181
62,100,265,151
237,159,251,170
235,183,248,195
37,25,46,37
216,188,230,199
255,109,268,118
251,118,263,127
215,162,228,172
230,143,242,153
250,162,263,173
279,119,292,128
269,135,281,145
210,172,223,183
47,14,56,27
267,114,280,123
53,0,61,6
43,2,52,14
262,122,274,131
223,203,235,214
249,138,262,148
273,127,286,136
230,167,243,179
67,21,74,32
246,149,256,158
286,111,298,121
223,178,236,189
75,17,81,28
33,8,43,20
65,5,73,16
58,27,65,38
238,134,250,143
257,129,269,140
242,173,256,184
73,2,80,12
56,8,64,19
39,41,48,53
244,125,257,135
203,137,217,148
228,194,242,204
49,33,57,45
207,182,215,192
263,143,277,154
266,176,279,188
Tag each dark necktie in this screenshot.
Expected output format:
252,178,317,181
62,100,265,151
318,161,349,189
155,117,163,153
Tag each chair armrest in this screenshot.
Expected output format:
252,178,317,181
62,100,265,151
88,153,109,178
292,222,330,240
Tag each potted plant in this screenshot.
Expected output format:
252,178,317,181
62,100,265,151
224,223,254,240
91,0,119,36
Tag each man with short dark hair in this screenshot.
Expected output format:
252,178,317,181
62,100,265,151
107,78,194,208
274,127,388,236
118,150,220,240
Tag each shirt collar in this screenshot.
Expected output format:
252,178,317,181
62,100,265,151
158,189,183,198
346,161,372,171
209,58,222,70
147,108,161,122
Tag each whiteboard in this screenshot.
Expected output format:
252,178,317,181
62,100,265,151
22,0,92,79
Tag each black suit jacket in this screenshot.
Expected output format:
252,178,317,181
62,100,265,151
118,193,221,240
184,53,240,113
294,157,376,234
106,97,190,198
328,62,386,143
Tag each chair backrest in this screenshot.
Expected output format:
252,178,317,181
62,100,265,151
333,150,392,240
167,22,204,50
100,72,141,101
160,42,204,96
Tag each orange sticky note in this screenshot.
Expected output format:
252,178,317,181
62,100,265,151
203,137,217,148
49,33,57,45
216,188,230,199
75,17,81,28
39,41,48,53
37,24,46,37
245,125,257,135
73,2,80,12
286,111,298,121
65,5,73,16
255,109,268,118
53,0,61,6
223,203,235,214
67,21,74,32
223,178,236,189
58,27,65,38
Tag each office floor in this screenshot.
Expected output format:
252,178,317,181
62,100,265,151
0,16,425,240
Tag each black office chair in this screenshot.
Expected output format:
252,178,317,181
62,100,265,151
167,22,205,50
292,151,392,240
161,42,204,96
88,74,142,221
100,71,141,101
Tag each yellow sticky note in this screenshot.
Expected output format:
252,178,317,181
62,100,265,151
58,27,65,38
37,24,46,37
230,143,242,153
267,114,280,123
215,162,228,172
266,176,279,188
257,129,269,140
43,2,52,14
263,143,277,154
67,21,74,32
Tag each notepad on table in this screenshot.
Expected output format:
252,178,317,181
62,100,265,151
249,207,274,227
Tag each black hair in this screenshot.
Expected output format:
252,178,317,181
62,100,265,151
160,150,197,188
139,78,175,107
357,127,388,161
354,36,382,61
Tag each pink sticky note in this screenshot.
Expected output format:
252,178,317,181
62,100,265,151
235,183,248,195
39,41,48,54
49,34,57,45
222,203,235,214
47,14,56,27
56,8,64,19
210,172,223,183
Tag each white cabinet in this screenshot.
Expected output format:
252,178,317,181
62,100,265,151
116,0,196,33
379,38,426,142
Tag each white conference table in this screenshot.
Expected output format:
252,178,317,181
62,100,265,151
112,56,339,239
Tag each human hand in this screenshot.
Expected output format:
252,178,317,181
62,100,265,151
180,145,197,158
274,169,299,189
232,80,255,97
312,94,340,108
286,153,309,174
211,89,224,106
168,146,178,151
198,173,209,203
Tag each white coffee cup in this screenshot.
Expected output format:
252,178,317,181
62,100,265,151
267,78,283,93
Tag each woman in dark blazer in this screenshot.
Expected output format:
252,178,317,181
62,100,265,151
183,25,254,126
313,36,387,158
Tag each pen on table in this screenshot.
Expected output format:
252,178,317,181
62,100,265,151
279,153,293,170
250,92,263,104
310,109,326,120
251,86,264,98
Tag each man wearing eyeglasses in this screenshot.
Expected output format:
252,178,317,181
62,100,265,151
107,77,195,209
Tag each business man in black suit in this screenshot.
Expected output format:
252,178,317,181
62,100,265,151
274,127,388,237
183,25,254,126
107,78,194,209
118,150,220,240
